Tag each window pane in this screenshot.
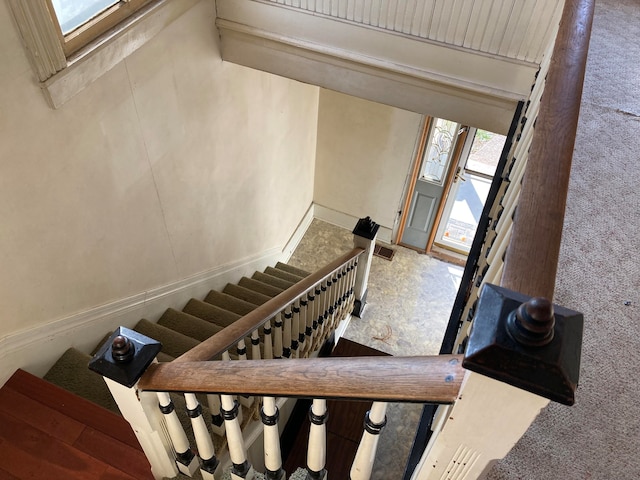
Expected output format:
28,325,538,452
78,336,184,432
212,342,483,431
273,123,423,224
421,119,458,185
466,130,507,177
51,0,120,34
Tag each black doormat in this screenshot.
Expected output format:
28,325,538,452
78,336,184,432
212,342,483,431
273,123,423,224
373,244,395,261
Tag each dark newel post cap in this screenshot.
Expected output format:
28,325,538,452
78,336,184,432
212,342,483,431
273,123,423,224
88,326,162,388
353,216,380,240
462,284,583,405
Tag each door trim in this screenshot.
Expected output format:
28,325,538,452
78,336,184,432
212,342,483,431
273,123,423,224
427,127,470,254
396,119,469,253
395,117,433,252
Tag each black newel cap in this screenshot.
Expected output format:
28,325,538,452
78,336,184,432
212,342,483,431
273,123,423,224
462,284,583,405
352,216,380,240
88,326,162,388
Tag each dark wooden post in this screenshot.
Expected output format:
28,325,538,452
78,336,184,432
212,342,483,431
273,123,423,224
463,284,583,405
88,327,197,479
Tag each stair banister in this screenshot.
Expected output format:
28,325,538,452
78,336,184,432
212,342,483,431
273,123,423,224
173,247,365,364
137,355,464,402
410,1,593,478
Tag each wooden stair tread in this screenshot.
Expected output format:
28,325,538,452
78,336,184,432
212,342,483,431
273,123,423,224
0,369,152,480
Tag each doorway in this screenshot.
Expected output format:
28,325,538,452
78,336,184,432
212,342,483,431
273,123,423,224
397,117,505,257
397,118,467,251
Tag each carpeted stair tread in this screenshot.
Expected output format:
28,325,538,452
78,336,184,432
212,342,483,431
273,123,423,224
44,347,120,414
252,271,296,290
157,351,175,362
238,277,284,297
204,290,258,316
183,298,241,328
275,262,311,278
223,283,271,306
134,319,200,359
264,266,304,284
158,308,224,342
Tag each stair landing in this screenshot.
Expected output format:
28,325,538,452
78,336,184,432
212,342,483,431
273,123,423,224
0,369,153,480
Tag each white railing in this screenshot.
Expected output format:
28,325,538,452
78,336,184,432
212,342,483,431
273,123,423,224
262,0,563,63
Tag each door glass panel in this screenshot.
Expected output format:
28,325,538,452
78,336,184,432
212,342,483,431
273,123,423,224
440,174,492,249
420,119,459,185
434,128,506,254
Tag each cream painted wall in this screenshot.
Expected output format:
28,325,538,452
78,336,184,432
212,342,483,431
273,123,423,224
314,89,423,233
0,1,319,339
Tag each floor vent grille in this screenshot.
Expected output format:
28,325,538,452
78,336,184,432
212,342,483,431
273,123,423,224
373,244,395,261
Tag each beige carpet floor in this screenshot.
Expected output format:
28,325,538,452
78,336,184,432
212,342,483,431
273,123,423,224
487,0,640,478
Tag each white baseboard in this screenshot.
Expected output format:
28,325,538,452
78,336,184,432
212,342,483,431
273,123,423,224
0,205,316,387
282,202,315,262
313,203,393,244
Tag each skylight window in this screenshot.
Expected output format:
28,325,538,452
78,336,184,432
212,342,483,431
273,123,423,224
51,0,119,35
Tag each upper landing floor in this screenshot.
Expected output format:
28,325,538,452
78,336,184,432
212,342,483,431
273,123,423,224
215,0,564,134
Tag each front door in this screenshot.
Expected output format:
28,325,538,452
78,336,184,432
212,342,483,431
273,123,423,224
399,118,462,250
434,128,507,254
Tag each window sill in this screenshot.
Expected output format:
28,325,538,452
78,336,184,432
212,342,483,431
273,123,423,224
41,0,199,109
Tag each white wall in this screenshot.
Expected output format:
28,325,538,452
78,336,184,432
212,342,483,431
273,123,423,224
0,1,319,342
314,89,422,238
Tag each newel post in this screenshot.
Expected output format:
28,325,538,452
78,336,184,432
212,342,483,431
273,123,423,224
352,216,380,318
88,327,180,480
413,284,583,479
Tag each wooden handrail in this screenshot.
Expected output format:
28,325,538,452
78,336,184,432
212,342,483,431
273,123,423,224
170,247,364,363
501,0,595,300
139,354,465,404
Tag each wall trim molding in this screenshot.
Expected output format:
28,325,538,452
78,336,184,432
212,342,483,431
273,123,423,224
217,21,519,134
313,203,393,244
0,203,315,386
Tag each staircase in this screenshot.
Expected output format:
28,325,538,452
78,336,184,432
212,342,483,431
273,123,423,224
0,262,358,478
33,261,330,478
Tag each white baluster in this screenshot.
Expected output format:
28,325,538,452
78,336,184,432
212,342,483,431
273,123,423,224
317,280,329,345
262,396,286,480
221,394,255,480
283,306,293,358
273,313,284,359
298,296,308,355
236,339,254,408
291,300,301,358
156,391,199,476
350,402,388,480
184,393,220,480
207,394,225,436
303,290,316,357
312,284,323,350
263,318,274,360
251,329,262,360
222,351,243,425
306,399,328,480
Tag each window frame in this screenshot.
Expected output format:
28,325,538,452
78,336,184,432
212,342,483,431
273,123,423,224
7,0,198,108
45,0,156,57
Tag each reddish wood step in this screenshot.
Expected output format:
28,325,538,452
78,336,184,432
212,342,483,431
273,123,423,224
0,369,153,480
